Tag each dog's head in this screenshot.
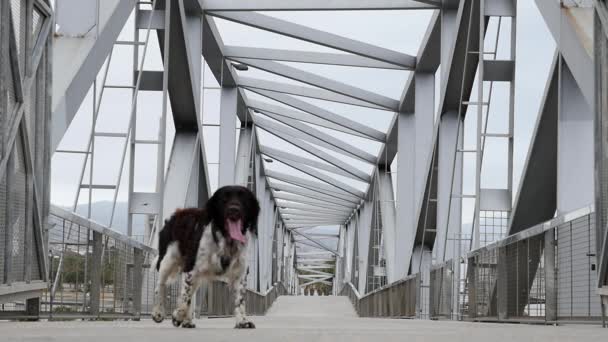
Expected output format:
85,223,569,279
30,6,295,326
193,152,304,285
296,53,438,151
205,185,260,244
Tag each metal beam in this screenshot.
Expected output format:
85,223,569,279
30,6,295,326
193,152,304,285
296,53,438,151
254,116,372,183
264,169,360,202
269,180,359,205
275,201,347,215
202,0,438,11
265,152,366,199
232,57,400,110
224,45,409,69
209,11,416,69
289,229,339,256
248,93,384,141
240,77,387,112
273,192,351,210
535,0,594,107
262,145,366,183
259,111,377,164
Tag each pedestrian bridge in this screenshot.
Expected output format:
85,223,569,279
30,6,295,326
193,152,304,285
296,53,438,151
3,296,606,342
1,0,608,339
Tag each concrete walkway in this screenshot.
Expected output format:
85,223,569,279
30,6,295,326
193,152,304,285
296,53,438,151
2,296,607,342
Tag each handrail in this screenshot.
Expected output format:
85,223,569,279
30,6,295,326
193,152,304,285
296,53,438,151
49,205,156,254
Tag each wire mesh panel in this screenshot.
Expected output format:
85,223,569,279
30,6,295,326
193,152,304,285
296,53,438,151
429,261,454,319
503,235,545,320
556,214,603,321
470,248,498,318
479,211,509,247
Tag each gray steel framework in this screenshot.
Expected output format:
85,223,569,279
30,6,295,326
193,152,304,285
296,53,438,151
0,0,605,327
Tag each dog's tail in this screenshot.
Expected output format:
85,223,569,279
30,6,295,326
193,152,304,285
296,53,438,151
155,216,174,271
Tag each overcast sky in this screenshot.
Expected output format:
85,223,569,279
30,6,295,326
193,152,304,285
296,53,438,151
50,1,555,242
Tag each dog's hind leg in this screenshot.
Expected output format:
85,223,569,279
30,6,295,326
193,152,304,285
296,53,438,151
232,268,255,329
152,246,179,323
172,271,199,328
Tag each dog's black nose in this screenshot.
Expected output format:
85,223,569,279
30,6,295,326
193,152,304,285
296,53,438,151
227,206,240,216
220,256,231,270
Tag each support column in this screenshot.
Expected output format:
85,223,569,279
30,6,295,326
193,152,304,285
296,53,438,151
544,229,557,321
90,231,103,316
378,167,396,283
234,124,253,186
557,57,594,213
218,87,238,187
358,201,373,293
397,72,435,279
435,111,463,262
497,246,508,320
132,248,144,319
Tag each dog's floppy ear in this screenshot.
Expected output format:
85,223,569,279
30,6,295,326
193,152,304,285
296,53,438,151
204,190,221,224
247,191,260,236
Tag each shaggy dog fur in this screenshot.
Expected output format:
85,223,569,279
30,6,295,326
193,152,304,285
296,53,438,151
151,185,260,329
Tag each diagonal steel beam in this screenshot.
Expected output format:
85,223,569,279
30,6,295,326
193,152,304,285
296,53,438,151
264,168,361,202
275,201,347,215
240,77,387,112
269,179,360,205
254,117,372,183
259,111,377,163
249,97,378,142
249,89,386,141
208,11,416,69
202,0,439,11
224,45,409,69
289,229,339,256
277,161,366,199
274,192,352,210
232,57,400,110
262,145,366,183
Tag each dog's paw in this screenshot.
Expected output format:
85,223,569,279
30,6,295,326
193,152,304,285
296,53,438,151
234,320,256,329
181,321,196,329
172,316,182,328
151,309,164,323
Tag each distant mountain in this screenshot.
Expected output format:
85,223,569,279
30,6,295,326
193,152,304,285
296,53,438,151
66,201,146,237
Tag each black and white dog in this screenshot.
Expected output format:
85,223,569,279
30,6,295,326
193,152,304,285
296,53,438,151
151,185,260,329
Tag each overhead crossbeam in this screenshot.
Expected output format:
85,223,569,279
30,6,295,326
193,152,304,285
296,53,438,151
248,96,383,142
268,179,360,205
209,10,416,69
261,145,365,183
202,0,439,11
264,169,360,202
240,77,387,112
280,207,347,216
232,57,401,110
259,111,377,163
275,201,347,215
289,229,340,256
224,46,409,70
254,117,372,182
273,192,352,210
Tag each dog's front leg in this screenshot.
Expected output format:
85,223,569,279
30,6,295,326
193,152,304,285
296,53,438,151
232,268,255,329
172,272,198,328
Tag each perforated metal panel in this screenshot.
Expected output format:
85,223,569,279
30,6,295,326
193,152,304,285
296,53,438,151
10,0,24,74
0,172,6,284
557,215,602,319
9,139,27,282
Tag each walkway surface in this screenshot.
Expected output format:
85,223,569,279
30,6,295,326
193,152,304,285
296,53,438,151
2,296,607,342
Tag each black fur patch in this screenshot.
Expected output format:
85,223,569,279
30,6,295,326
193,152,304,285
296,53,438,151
156,185,260,273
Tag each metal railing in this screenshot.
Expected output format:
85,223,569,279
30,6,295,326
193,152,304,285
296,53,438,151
205,281,287,316
1,205,289,320
341,275,419,318
343,206,606,324
40,206,158,319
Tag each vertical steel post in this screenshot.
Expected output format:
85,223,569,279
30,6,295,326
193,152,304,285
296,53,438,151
545,228,557,321
90,230,103,316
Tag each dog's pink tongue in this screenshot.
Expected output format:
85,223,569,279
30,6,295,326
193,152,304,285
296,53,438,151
227,219,246,244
